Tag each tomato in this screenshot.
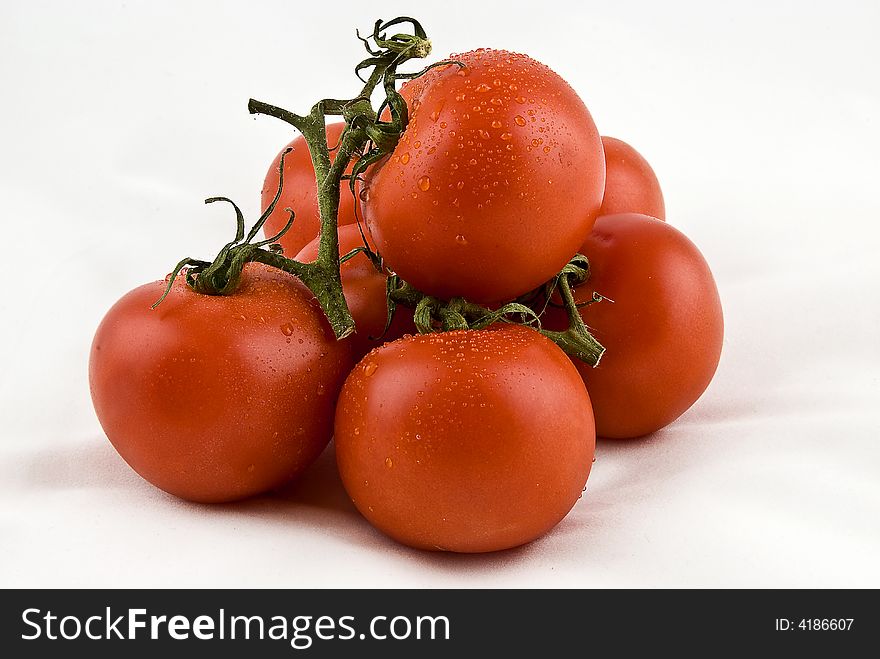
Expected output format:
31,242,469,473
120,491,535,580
599,136,665,220
89,263,353,502
261,121,360,256
296,223,415,361
334,325,595,553
363,48,605,304
546,213,722,438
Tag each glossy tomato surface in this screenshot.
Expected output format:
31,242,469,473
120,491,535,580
599,136,665,220
89,263,353,502
261,121,360,256
547,213,722,438
364,49,605,304
296,223,415,361
335,325,595,553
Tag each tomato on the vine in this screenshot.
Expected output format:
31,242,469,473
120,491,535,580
296,223,415,361
546,213,722,438
599,136,665,220
89,263,353,502
261,121,360,256
334,325,595,552
364,48,605,304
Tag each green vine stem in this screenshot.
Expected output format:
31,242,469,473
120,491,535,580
244,17,433,338
155,18,434,340
383,254,607,367
535,254,606,366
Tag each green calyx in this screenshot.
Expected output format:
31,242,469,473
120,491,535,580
385,276,539,333
152,148,299,309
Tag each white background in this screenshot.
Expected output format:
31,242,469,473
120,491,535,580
1,0,878,587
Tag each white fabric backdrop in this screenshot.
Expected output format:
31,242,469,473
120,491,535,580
1,0,878,587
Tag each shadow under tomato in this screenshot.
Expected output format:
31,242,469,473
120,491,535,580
268,441,357,516
23,438,146,491
23,436,359,519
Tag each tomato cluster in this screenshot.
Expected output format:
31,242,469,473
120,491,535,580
89,22,722,553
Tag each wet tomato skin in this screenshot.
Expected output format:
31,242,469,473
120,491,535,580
599,136,665,219
261,121,360,256
334,325,595,553
364,48,605,304
89,263,353,502
547,213,722,438
296,223,415,361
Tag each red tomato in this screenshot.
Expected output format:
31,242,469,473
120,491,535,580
296,223,415,361
364,49,605,304
599,136,665,220
335,325,595,553
261,121,360,256
546,213,722,438
89,263,353,502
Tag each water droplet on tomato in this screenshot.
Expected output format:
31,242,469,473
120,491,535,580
455,234,468,245
478,129,490,140
418,176,431,191
364,362,379,376
500,132,512,141
514,115,526,126
400,152,410,164
384,457,393,468
280,322,294,336
475,82,492,92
